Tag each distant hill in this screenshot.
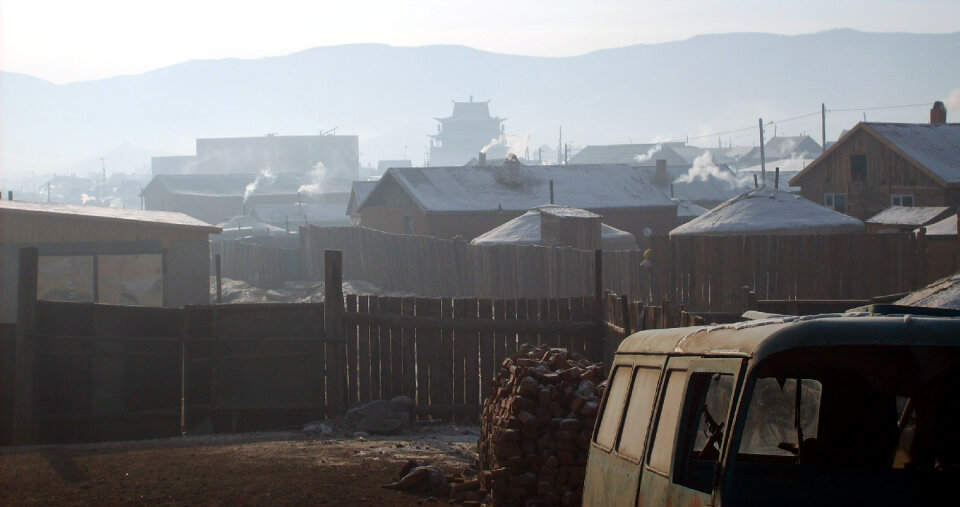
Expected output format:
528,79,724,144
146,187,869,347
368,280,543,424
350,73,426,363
2,29,958,177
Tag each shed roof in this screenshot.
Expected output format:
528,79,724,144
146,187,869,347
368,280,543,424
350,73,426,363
0,200,220,233
470,206,638,250
866,206,952,226
670,188,864,236
361,163,675,213
568,143,686,165
918,213,958,236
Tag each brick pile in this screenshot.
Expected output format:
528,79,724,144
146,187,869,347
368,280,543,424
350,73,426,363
478,344,606,506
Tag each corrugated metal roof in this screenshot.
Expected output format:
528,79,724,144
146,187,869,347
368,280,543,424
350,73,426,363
569,143,686,165
866,206,951,226
867,123,960,184
471,206,638,250
372,163,675,213
0,200,220,232
144,173,307,197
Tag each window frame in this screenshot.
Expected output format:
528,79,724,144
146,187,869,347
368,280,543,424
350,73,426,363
614,363,667,463
824,192,847,213
891,194,914,207
591,355,666,454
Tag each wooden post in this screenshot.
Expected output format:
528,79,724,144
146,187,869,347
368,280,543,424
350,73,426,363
594,249,603,319
324,250,347,417
13,247,39,444
179,308,190,435
215,254,223,304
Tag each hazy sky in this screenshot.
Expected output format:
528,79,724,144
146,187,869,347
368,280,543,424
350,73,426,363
2,0,958,84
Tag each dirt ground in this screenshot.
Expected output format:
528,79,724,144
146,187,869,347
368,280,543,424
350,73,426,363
0,424,479,506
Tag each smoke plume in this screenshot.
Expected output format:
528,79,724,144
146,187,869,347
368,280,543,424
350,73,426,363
946,88,960,111
243,168,276,203
298,162,329,195
674,152,752,189
481,135,527,157
634,144,661,163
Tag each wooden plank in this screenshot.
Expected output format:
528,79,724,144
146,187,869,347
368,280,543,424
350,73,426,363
323,250,346,417
423,298,443,417
356,295,371,404
345,295,358,408
492,299,507,377
452,299,467,420
368,296,381,400
463,298,480,421
478,298,495,403
557,297,572,353
569,297,587,357
13,247,39,444
401,298,416,398
437,298,454,413
414,298,431,417
387,297,403,400
340,312,598,334
504,299,518,358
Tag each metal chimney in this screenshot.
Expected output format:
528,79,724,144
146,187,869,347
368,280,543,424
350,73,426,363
478,152,487,166
931,101,947,124
655,159,667,185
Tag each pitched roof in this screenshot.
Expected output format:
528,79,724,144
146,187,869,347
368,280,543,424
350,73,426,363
568,143,686,165
866,206,952,226
0,199,220,232
471,206,638,250
143,173,307,197
865,123,960,184
348,181,378,211
361,163,675,213
670,188,864,236
919,213,958,236
647,163,751,204
791,122,960,187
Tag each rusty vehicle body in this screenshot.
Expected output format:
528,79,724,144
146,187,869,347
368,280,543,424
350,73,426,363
583,306,960,506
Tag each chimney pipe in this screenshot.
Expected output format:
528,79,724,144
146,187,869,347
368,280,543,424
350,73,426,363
655,159,667,185
7,191,12,201
549,180,554,204
478,152,486,166
931,101,947,124
774,167,780,189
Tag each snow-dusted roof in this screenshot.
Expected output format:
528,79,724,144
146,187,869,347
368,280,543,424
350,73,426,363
364,163,675,213
568,143,685,165
144,173,306,197
471,206,638,250
896,272,960,310
670,188,865,236
919,213,958,236
673,199,709,218
214,215,287,240
251,202,351,227
866,123,960,184
867,206,952,226
0,199,220,232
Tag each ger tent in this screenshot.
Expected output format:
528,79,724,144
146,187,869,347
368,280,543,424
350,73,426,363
471,206,639,250
669,188,864,236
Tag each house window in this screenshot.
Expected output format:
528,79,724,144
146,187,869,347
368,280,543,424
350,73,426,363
824,193,847,213
891,194,914,207
403,216,414,234
850,155,867,183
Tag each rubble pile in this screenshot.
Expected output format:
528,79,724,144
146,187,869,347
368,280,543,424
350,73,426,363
478,344,606,506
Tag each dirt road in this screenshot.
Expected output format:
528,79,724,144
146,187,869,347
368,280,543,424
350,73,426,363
1,424,478,506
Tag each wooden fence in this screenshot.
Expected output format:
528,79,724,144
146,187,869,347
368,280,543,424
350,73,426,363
211,240,299,289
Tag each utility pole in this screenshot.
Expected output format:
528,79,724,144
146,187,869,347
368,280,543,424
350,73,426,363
821,103,827,154
557,126,562,164
759,118,766,188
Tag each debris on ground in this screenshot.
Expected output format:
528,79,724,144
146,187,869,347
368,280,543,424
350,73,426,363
345,395,415,434
211,277,414,304
382,460,451,497
478,344,606,506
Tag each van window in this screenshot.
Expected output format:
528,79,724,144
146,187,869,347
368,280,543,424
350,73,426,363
616,366,661,460
648,370,688,473
595,366,632,449
675,373,735,493
738,378,822,458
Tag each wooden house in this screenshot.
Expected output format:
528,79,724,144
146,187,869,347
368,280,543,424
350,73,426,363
346,181,378,225
789,103,960,220
0,200,220,323
355,161,678,242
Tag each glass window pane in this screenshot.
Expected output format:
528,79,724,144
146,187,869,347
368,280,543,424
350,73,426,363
38,255,94,302
649,369,688,473
595,366,632,448
97,254,163,306
617,366,661,460
693,374,735,457
739,378,821,456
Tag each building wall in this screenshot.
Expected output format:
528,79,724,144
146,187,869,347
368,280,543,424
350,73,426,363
795,128,952,220
0,213,212,323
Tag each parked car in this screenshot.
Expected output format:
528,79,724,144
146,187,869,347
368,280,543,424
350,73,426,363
584,305,960,506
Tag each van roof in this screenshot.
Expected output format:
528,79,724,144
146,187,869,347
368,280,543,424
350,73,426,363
616,313,960,363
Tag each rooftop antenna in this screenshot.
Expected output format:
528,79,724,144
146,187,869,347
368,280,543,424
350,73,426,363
758,118,767,188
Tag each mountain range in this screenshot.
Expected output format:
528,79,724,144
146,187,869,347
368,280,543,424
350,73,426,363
2,29,958,180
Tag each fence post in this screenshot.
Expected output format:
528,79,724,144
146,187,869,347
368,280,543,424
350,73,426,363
13,247,39,444
324,250,347,417
593,249,606,359
215,254,222,304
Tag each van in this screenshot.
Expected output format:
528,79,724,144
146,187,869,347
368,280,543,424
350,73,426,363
583,306,960,506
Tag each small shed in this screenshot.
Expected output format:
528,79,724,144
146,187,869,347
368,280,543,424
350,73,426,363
865,206,954,234
0,200,220,323
471,206,638,250
670,188,865,236
919,212,960,237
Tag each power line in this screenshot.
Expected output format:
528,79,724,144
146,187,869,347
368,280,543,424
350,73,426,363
829,102,929,113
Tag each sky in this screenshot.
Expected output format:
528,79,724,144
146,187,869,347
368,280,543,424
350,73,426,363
2,0,959,84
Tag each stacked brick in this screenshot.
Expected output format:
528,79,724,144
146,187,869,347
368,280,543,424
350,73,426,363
478,344,606,506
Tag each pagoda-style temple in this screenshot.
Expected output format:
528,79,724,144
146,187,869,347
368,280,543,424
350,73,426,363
429,98,505,166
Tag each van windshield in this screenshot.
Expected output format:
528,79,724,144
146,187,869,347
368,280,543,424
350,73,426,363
725,345,960,506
